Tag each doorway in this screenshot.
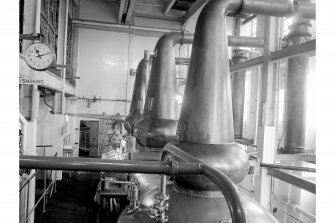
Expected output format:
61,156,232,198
79,120,99,157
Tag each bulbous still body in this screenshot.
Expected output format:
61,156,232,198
117,184,278,223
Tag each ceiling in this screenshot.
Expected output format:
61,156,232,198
74,0,254,26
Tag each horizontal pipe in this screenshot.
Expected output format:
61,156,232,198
260,163,315,172
228,35,264,47
175,57,190,65
242,0,316,20
19,155,201,175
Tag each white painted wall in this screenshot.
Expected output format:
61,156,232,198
77,0,118,24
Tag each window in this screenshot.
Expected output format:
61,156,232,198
251,18,257,37
282,17,292,36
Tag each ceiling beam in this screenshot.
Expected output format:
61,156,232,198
182,0,208,26
126,0,136,24
118,0,126,23
164,0,176,15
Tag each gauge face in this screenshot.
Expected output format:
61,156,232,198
24,42,55,71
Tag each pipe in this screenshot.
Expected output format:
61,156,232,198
19,153,247,223
283,14,311,154
260,163,316,172
228,35,264,48
242,0,316,19
34,0,41,33
160,144,248,223
134,32,193,148
19,155,200,175
232,49,248,139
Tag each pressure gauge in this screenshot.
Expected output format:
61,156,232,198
24,41,56,71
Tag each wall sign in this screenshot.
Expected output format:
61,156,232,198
19,76,46,85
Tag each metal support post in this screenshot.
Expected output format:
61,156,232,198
254,15,279,211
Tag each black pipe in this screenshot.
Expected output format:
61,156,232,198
19,156,200,175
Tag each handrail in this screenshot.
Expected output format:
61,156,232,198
161,144,248,223
19,170,41,192
20,152,58,222
260,163,316,172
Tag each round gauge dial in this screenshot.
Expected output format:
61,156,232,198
24,42,56,71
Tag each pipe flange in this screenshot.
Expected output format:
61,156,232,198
168,157,178,181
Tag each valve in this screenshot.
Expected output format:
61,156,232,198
148,193,169,223
148,175,169,222
125,179,141,214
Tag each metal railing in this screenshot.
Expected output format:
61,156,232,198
261,164,316,223
20,148,57,223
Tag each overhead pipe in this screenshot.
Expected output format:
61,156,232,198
242,0,316,20
20,155,248,223
125,51,153,129
134,32,193,148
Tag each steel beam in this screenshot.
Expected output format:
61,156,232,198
276,154,316,163
230,39,316,73
118,0,126,23
270,39,316,61
260,163,316,172
182,0,207,26
126,0,136,24
230,56,263,72
267,168,316,194
164,0,176,15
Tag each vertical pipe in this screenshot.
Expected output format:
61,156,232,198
283,5,311,154
34,0,41,33
232,49,248,139
159,175,167,196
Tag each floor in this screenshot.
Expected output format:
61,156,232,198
34,171,100,223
